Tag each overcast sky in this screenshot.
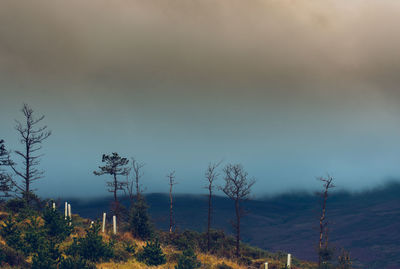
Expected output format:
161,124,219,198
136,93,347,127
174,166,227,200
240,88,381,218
1,0,400,198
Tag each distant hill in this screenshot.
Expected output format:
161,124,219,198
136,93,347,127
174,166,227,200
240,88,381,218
63,181,400,269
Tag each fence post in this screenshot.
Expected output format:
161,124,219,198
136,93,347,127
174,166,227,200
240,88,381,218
102,213,106,233
287,253,291,269
113,215,117,235
68,203,72,226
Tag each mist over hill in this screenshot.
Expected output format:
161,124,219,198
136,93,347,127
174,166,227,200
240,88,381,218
61,181,400,269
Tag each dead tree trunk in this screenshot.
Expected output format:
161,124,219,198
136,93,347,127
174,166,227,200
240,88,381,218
166,171,176,234
205,161,221,252
317,176,334,267
221,163,255,258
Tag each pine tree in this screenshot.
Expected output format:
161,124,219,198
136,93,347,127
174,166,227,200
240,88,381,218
175,248,201,269
129,197,153,240
137,239,166,266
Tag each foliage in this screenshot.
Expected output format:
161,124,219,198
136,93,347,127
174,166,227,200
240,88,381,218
60,256,97,269
0,244,28,267
137,239,166,266
42,206,73,243
175,248,201,269
31,241,61,269
0,139,14,198
66,223,113,262
129,197,153,240
0,215,27,253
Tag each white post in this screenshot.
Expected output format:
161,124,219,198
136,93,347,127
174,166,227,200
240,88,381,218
52,202,56,210
102,213,106,233
287,254,291,269
68,203,72,226
113,215,117,235
64,202,68,219
264,262,268,269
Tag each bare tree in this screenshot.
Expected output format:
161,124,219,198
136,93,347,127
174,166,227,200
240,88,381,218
166,170,177,234
204,161,221,252
94,152,130,216
221,163,255,258
317,175,335,267
125,157,145,204
0,140,15,198
9,104,51,201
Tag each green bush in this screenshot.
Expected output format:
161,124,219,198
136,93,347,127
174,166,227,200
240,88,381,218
129,197,153,240
137,239,166,266
60,256,97,269
175,248,201,269
0,244,28,267
43,206,73,243
31,241,61,269
66,223,113,262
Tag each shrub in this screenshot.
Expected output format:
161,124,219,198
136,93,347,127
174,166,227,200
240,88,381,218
175,248,201,269
137,239,166,266
0,244,28,267
60,256,96,269
0,216,25,252
66,223,113,262
129,197,153,240
31,241,61,269
42,206,73,243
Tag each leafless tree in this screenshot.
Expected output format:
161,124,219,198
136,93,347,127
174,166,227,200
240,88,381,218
125,158,145,204
204,161,221,252
0,140,15,198
317,175,335,267
221,163,255,258
9,104,51,201
94,152,130,216
166,170,177,234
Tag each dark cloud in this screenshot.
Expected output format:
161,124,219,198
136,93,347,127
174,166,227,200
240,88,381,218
1,0,400,197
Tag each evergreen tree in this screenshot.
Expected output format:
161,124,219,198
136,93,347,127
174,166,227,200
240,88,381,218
175,248,201,269
137,239,166,266
129,197,153,240
0,139,14,198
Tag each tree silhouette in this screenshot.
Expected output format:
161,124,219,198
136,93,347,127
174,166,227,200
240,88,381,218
166,171,177,234
9,104,51,201
0,139,14,198
221,163,255,258
93,152,129,216
204,161,221,252
317,175,335,268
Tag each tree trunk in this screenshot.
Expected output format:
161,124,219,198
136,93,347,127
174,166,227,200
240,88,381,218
207,186,212,252
169,182,173,233
235,198,240,258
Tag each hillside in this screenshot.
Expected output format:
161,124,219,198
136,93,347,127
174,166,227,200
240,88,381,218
0,200,316,269
67,182,400,269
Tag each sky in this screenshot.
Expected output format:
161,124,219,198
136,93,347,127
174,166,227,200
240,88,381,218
1,0,400,198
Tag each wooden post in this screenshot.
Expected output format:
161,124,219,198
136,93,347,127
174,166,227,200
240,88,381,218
287,254,291,269
64,202,68,219
264,262,268,269
68,203,72,226
102,213,106,233
113,215,117,235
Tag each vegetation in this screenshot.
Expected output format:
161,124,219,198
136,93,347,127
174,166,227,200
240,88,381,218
0,104,353,269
